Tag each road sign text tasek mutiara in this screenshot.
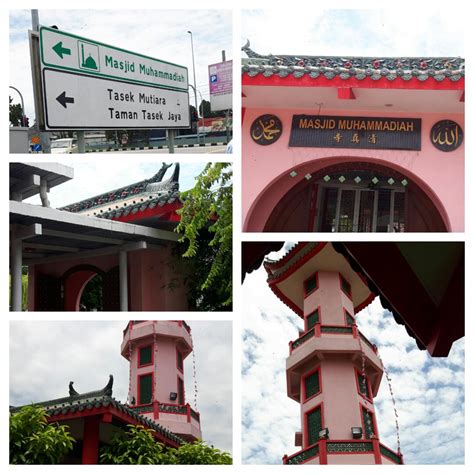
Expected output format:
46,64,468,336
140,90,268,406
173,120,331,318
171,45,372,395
107,88,181,122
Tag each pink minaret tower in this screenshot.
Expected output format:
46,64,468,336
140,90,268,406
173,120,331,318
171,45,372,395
121,320,202,442
264,243,403,465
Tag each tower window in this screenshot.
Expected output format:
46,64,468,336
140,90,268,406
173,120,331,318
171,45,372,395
340,274,352,299
356,370,372,400
306,308,320,330
178,377,185,405
306,405,323,446
362,407,376,439
177,349,183,372
139,345,152,367
304,273,318,296
345,310,355,326
304,368,321,400
139,374,153,405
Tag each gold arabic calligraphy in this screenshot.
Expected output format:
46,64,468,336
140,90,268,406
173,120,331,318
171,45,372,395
252,118,281,142
432,125,460,147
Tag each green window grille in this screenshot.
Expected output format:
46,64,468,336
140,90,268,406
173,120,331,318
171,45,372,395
139,345,152,366
307,406,322,446
340,275,352,298
321,326,353,334
327,441,373,453
292,328,315,350
306,309,320,330
305,370,321,399
304,274,317,295
362,408,375,439
287,444,319,464
139,374,153,404
358,373,370,398
345,311,355,326
380,445,402,464
178,377,185,405
177,350,183,371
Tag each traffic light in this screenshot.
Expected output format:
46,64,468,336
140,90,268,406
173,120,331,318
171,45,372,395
22,116,29,127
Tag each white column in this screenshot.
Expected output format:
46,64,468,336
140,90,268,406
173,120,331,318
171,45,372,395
11,237,23,311
119,250,128,311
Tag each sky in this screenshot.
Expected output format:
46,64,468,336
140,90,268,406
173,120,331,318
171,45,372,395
241,8,464,58
23,161,208,208
9,9,232,122
242,243,465,465
9,320,233,454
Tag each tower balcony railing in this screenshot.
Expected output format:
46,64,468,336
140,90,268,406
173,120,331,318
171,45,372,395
289,324,377,354
128,401,200,423
283,439,403,465
123,320,191,336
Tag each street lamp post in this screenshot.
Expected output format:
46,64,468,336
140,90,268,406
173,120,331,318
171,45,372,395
187,30,200,144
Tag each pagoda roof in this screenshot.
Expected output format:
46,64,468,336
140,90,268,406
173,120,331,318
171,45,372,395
242,41,464,84
10,375,183,447
60,162,180,216
264,242,374,317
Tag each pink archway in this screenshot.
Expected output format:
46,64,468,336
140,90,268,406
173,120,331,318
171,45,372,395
244,156,450,232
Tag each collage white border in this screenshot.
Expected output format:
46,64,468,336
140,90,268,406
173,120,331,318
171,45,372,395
2,0,471,472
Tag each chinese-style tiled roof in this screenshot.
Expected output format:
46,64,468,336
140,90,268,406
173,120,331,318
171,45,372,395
10,375,184,446
242,41,464,82
60,162,180,215
97,191,179,220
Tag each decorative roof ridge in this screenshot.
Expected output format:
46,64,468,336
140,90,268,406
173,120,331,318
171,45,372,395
264,242,324,281
10,376,184,445
9,375,115,410
96,188,180,220
60,162,180,213
242,40,464,82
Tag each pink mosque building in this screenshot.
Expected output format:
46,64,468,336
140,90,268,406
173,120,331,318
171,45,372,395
242,44,464,232
264,243,402,464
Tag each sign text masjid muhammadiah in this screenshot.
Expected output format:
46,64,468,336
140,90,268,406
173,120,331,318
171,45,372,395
289,115,422,151
105,55,186,84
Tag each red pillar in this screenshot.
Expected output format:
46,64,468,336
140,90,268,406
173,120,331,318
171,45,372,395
82,416,101,464
319,440,328,464
373,439,382,464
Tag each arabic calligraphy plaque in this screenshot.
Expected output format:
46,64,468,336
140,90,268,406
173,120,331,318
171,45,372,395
430,120,463,152
289,115,421,150
250,114,283,145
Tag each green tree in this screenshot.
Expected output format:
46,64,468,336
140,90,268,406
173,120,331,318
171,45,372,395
199,99,222,118
167,440,232,465
9,96,23,126
100,425,232,465
175,162,232,308
10,405,75,464
100,425,168,464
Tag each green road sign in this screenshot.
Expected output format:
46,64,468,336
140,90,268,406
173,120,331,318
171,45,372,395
39,26,189,92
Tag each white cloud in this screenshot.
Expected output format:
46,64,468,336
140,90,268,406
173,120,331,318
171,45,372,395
242,9,463,58
23,161,208,208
